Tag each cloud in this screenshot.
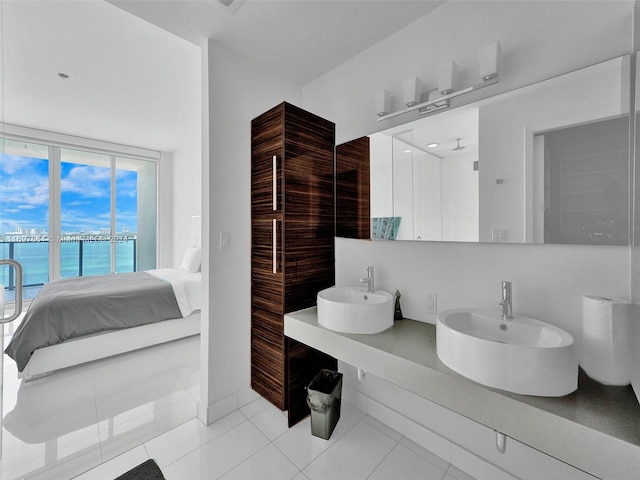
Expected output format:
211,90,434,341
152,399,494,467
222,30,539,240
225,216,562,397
1,156,138,235
0,171,49,207
0,154,42,175
61,165,111,198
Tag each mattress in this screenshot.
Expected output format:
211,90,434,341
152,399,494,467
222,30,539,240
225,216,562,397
5,269,201,372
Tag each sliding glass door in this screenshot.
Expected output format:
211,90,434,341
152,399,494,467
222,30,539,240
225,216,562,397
1,131,158,299
60,148,112,278
0,139,50,299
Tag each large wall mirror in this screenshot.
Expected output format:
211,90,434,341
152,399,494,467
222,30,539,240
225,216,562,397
339,55,631,245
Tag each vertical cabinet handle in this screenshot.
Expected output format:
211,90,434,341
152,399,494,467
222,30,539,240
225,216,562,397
272,219,277,273
272,155,278,211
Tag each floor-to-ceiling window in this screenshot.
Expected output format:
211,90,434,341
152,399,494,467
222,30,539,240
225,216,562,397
0,127,159,299
0,139,50,299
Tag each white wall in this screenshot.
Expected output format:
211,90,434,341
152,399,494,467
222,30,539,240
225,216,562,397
302,0,634,476
199,40,303,423
303,1,632,144
160,141,202,268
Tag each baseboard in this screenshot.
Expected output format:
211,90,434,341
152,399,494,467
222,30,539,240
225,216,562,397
197,387,260,425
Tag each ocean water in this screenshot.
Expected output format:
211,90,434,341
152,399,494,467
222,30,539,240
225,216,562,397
0,241,136,294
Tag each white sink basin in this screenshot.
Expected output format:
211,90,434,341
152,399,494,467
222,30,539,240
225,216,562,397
317,286,394,334
436,309,578,396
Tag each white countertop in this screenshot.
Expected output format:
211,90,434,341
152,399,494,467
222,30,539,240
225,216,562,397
284,307,640,480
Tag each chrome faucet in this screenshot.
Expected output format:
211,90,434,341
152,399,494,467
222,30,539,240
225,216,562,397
360,266,375,293
499,281,513,320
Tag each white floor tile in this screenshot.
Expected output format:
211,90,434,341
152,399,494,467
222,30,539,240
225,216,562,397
303,420,398,480
218,444,299,480
363,415,403,441
248,404,289,440
400,436,450,472
273,416,334,470
98,395,196,463
445,464,477,480
144,411,246,467
2,442,103,480
2,375,101,477
73,445,149,480
161,421,270,480
368,443,448,480
239,397,272,419
273,402,364,470
93,357,192,425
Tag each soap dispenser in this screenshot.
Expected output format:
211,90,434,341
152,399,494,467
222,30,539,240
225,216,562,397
394,290,403,320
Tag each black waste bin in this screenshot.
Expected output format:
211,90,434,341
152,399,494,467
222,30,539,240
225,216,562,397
306,369,343,440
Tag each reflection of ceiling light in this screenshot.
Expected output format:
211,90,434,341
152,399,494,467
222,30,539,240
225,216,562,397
403,149,412,153
427,143,439,148
452,138,466,151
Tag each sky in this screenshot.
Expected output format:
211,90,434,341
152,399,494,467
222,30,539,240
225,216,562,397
0,153,137,235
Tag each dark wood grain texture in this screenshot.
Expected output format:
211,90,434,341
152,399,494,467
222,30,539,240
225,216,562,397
251,102,337,426
336,136,371,240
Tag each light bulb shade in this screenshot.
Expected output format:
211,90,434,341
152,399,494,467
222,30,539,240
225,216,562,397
478,41,501,81
403,76,422,107
437,61,457,95
375,89,391,116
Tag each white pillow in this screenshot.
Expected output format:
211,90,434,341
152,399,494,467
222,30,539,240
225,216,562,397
180,246,201,272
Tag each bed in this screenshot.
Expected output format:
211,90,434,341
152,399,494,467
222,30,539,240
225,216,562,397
5,215,202,382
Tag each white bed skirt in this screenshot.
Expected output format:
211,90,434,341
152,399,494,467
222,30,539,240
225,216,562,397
19,311,201,381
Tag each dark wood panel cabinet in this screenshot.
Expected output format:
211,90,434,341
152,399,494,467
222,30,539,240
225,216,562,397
336,136,371,239
251,102,337,426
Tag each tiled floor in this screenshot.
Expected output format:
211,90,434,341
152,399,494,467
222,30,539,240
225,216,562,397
1,334,473,480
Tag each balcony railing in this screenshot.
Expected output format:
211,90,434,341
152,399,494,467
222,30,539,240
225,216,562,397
1,239,136,299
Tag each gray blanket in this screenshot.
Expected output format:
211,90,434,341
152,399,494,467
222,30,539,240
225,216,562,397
5,272,183,372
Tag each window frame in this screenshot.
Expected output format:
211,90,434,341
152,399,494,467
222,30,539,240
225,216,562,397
1,123,161,287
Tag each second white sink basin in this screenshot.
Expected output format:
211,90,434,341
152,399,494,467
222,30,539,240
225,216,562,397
317,286,394,334
436,309,578,396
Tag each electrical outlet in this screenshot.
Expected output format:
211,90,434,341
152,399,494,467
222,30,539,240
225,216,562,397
492,228,507,242
426,293,437,315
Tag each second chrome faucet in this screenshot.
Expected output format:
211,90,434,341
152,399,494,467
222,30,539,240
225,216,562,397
360,266,375,293
499,280,513,320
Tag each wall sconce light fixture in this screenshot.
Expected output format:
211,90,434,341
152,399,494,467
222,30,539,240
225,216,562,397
437,61,457,95
478,41,501,81
376,42,501,121
403,76,422,107
375,89,392,117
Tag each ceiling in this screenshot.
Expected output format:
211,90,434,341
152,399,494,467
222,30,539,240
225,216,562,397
1,0,445,153
2,0,202,152
108,0,445,86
